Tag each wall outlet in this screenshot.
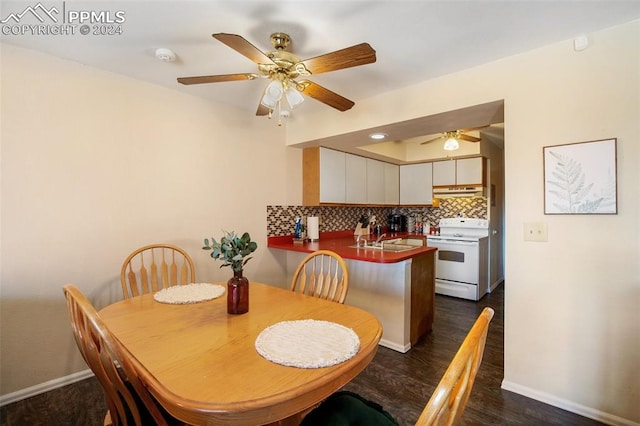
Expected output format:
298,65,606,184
524,222,548,242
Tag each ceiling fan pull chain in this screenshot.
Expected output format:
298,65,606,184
277,100,283,127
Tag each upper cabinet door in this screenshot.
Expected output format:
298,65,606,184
400,163,433,204
366,158,386,204
384,163,400,205
456,157,484,185
319,148,346,203
432,160,456,186
345,154,367,204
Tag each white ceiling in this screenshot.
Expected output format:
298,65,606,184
1,1,638,162
2,1,639,116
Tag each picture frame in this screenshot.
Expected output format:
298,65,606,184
543,138,617,215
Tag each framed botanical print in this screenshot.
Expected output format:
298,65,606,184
543,138,617,214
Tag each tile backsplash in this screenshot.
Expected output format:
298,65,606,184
267,198,487,236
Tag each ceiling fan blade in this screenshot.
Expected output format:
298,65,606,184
459,125,490,132
299,43,376,74
420,136,444,145
256,103,270,116
458,134,481,142
212,33,275,65
296,80,354,111
177,73,258,85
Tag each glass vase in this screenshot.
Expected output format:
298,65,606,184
227,270,249,314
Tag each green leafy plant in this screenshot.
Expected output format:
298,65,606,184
203,231,258,273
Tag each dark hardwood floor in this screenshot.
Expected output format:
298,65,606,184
1,283,603,426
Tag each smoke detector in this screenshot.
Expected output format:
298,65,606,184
155,48,176,62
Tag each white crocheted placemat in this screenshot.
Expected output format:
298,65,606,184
255,319,360,368
153,283,225,304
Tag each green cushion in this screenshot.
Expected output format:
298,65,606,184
301,391,399,426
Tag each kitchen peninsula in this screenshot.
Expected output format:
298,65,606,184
268,231,436,352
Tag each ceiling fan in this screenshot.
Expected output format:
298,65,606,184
177,32,376,124
420,126,489,150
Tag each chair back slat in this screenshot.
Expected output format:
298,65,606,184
315,257,326,298
180,261,189,285
299,270,308,294
120,244,195,299
415,307,495,425
63,285,172,425
139,253,150,295
150,263,159,293
290,250,349,304
326,260,341,301
127,266,139,297
160,255,169,289
170,257,178,286
149,249,159,293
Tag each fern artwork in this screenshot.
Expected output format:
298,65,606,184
544,138,617,214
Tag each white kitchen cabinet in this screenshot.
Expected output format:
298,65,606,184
318,147,345,203
304,147,401,205
366,159,399,205
432,157,484,187
384,163,400,204
400,162,433,204
432,160,456,186
346,153,367,204
456,157,484,185
366,158,385,204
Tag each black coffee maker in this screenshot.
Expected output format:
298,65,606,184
388,214,407,232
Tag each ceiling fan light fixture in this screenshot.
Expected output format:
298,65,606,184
285,86,304,108
443,137,460,151
261,80,284,109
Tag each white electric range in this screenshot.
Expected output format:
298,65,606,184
426,218,489,301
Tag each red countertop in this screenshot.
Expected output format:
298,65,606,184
267,230,436,263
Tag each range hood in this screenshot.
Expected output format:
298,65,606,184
433,186,485,198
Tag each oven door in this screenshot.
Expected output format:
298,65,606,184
428,238,479,284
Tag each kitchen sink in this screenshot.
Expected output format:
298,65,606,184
383,237,425,247
349,234,426,252
349,243,417,252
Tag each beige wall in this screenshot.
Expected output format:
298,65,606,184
0,44,300,395
287,21,640,425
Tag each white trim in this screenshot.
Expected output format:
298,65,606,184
379,338,411,354
0,369,94,407
501,380,640,426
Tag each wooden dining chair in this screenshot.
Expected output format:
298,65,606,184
63,285,180,426
300,307,495,426
120,244,195,299
290,250,349,303
415,306,494,425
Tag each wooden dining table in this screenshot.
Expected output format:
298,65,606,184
99,281,383,426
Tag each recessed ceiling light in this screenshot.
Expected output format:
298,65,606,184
369,133,387,140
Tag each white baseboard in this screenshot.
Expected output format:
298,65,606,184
379,338,411,354
501,379,639,426
0,369,94,407
489,279,504,292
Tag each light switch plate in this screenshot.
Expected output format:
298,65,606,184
524,222,548,242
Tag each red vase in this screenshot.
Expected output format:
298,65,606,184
227,270,249,314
